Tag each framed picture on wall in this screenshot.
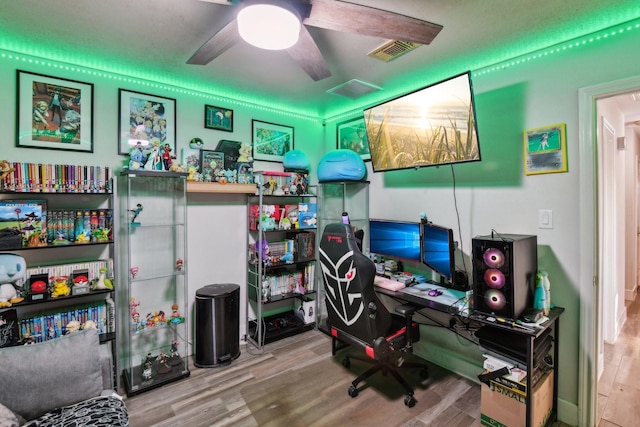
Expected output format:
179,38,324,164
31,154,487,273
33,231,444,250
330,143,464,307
16,70,94,152
523,123,567,175
251,120,294,162
118,89,176,156
205,105,233,132
336,117,370,161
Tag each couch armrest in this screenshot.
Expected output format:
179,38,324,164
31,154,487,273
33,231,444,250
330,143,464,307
98,342,115,391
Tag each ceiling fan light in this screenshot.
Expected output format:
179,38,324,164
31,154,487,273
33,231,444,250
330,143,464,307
237,3,301,50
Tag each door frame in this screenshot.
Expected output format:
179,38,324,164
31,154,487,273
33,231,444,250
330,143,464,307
578,75,640,426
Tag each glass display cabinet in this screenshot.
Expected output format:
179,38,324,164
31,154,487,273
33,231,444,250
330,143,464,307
116,171,189,396
316,180,369,333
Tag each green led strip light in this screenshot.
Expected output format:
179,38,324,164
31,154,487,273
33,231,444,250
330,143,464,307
0,49,321,123
474,19,640,76
324,17,640,124
3,16,639,124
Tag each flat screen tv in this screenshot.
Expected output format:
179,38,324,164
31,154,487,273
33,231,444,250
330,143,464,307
421,221,456,285
368,219,421,262
364,71,481,172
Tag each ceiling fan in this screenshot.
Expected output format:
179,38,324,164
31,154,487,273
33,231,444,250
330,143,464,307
188,0,443,81
625,119,640,126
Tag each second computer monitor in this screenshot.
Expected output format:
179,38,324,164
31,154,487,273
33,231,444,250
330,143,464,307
421,221,456,284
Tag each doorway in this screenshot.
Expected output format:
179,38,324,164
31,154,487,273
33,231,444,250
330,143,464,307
578,77,640,427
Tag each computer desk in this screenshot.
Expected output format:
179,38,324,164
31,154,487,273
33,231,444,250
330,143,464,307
375,283,564,427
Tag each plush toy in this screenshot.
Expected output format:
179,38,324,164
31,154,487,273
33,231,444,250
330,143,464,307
0,254,26,307
0,160,14,180
65,320,81,334
237,143,253,162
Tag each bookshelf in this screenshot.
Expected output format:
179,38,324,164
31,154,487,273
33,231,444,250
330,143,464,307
0,163,117,385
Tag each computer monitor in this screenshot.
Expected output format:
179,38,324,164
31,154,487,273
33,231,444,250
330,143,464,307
421,221,456,285
368,219,421,262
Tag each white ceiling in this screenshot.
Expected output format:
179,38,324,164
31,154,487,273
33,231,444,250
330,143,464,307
1,0,639,118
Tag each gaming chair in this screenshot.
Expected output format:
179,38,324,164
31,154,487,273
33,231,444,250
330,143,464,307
319,223,429,407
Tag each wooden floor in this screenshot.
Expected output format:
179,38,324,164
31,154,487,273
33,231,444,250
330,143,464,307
124,330,573,427
597,293,640,427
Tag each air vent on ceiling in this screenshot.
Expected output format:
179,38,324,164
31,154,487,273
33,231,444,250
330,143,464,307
327,79,382,100
368,40,421,62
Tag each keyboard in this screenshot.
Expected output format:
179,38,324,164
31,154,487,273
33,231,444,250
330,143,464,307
373,276,406,291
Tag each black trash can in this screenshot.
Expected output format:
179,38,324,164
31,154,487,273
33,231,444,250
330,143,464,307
194,283,241,368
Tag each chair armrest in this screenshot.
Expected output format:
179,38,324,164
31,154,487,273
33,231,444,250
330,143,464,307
395,304,418,317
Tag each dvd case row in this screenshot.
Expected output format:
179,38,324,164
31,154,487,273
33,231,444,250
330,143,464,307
1,162,112,193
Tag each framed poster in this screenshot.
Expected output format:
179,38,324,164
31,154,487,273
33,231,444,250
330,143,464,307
205,105,233,132
251,120,294,162
118,89,176,156
523,123,568,175
16,70,94,152
336,117,370,161
199,150,225,182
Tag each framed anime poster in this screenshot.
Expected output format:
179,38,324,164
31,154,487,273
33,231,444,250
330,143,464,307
251,120,294,162
336,117,371,161
118,89,176,156
523,123,568,175
16,70,94,152
205,105,233,132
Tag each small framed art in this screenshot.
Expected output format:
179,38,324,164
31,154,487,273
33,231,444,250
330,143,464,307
523,123,567,175
337,117,370,161
16,70,94,152
205,105,233,132
252,120,294,162
199,150,225,182
118,89,176,156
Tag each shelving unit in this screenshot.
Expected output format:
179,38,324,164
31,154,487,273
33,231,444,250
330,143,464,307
246,171,317,349
475,307,564,427
315,180,369,333
116,170,190,396
0,174,117,386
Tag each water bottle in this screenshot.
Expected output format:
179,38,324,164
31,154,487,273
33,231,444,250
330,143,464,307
534,271,548,316
541,271,551,315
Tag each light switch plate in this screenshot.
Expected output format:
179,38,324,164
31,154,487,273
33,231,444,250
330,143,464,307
538,209,553,229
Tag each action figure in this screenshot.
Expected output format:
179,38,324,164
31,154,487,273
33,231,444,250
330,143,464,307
129,203,143,224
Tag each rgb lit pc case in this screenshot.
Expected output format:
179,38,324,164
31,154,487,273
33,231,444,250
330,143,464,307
471,234,537,320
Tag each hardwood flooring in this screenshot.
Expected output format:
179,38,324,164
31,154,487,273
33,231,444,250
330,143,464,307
597,294,640,427
124,330,573,427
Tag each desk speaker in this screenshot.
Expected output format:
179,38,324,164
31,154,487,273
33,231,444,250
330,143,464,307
472,234,537,320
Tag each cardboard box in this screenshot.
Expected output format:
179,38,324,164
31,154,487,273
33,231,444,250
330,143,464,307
481,370,554,427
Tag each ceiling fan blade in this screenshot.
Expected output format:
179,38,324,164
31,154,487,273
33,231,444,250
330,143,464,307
287,25,331,81
304,0,442,45
187,19,239,65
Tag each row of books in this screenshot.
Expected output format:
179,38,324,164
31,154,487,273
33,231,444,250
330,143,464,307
0,162,112,193
263,263,315,299
19,298,115,344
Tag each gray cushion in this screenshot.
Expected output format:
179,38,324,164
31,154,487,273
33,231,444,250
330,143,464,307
0,329,103,421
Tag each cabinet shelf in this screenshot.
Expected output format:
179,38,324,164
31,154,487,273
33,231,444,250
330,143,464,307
8,288,113,309
122,358,190,397
248,312,315,345
186,181,256,194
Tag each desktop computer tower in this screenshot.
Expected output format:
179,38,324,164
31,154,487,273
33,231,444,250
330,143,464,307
471,234,537,320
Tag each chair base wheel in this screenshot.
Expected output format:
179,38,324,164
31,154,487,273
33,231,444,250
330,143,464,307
348,385,359,398
419,368,429,379
404,395,416,407
342,357,351,368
